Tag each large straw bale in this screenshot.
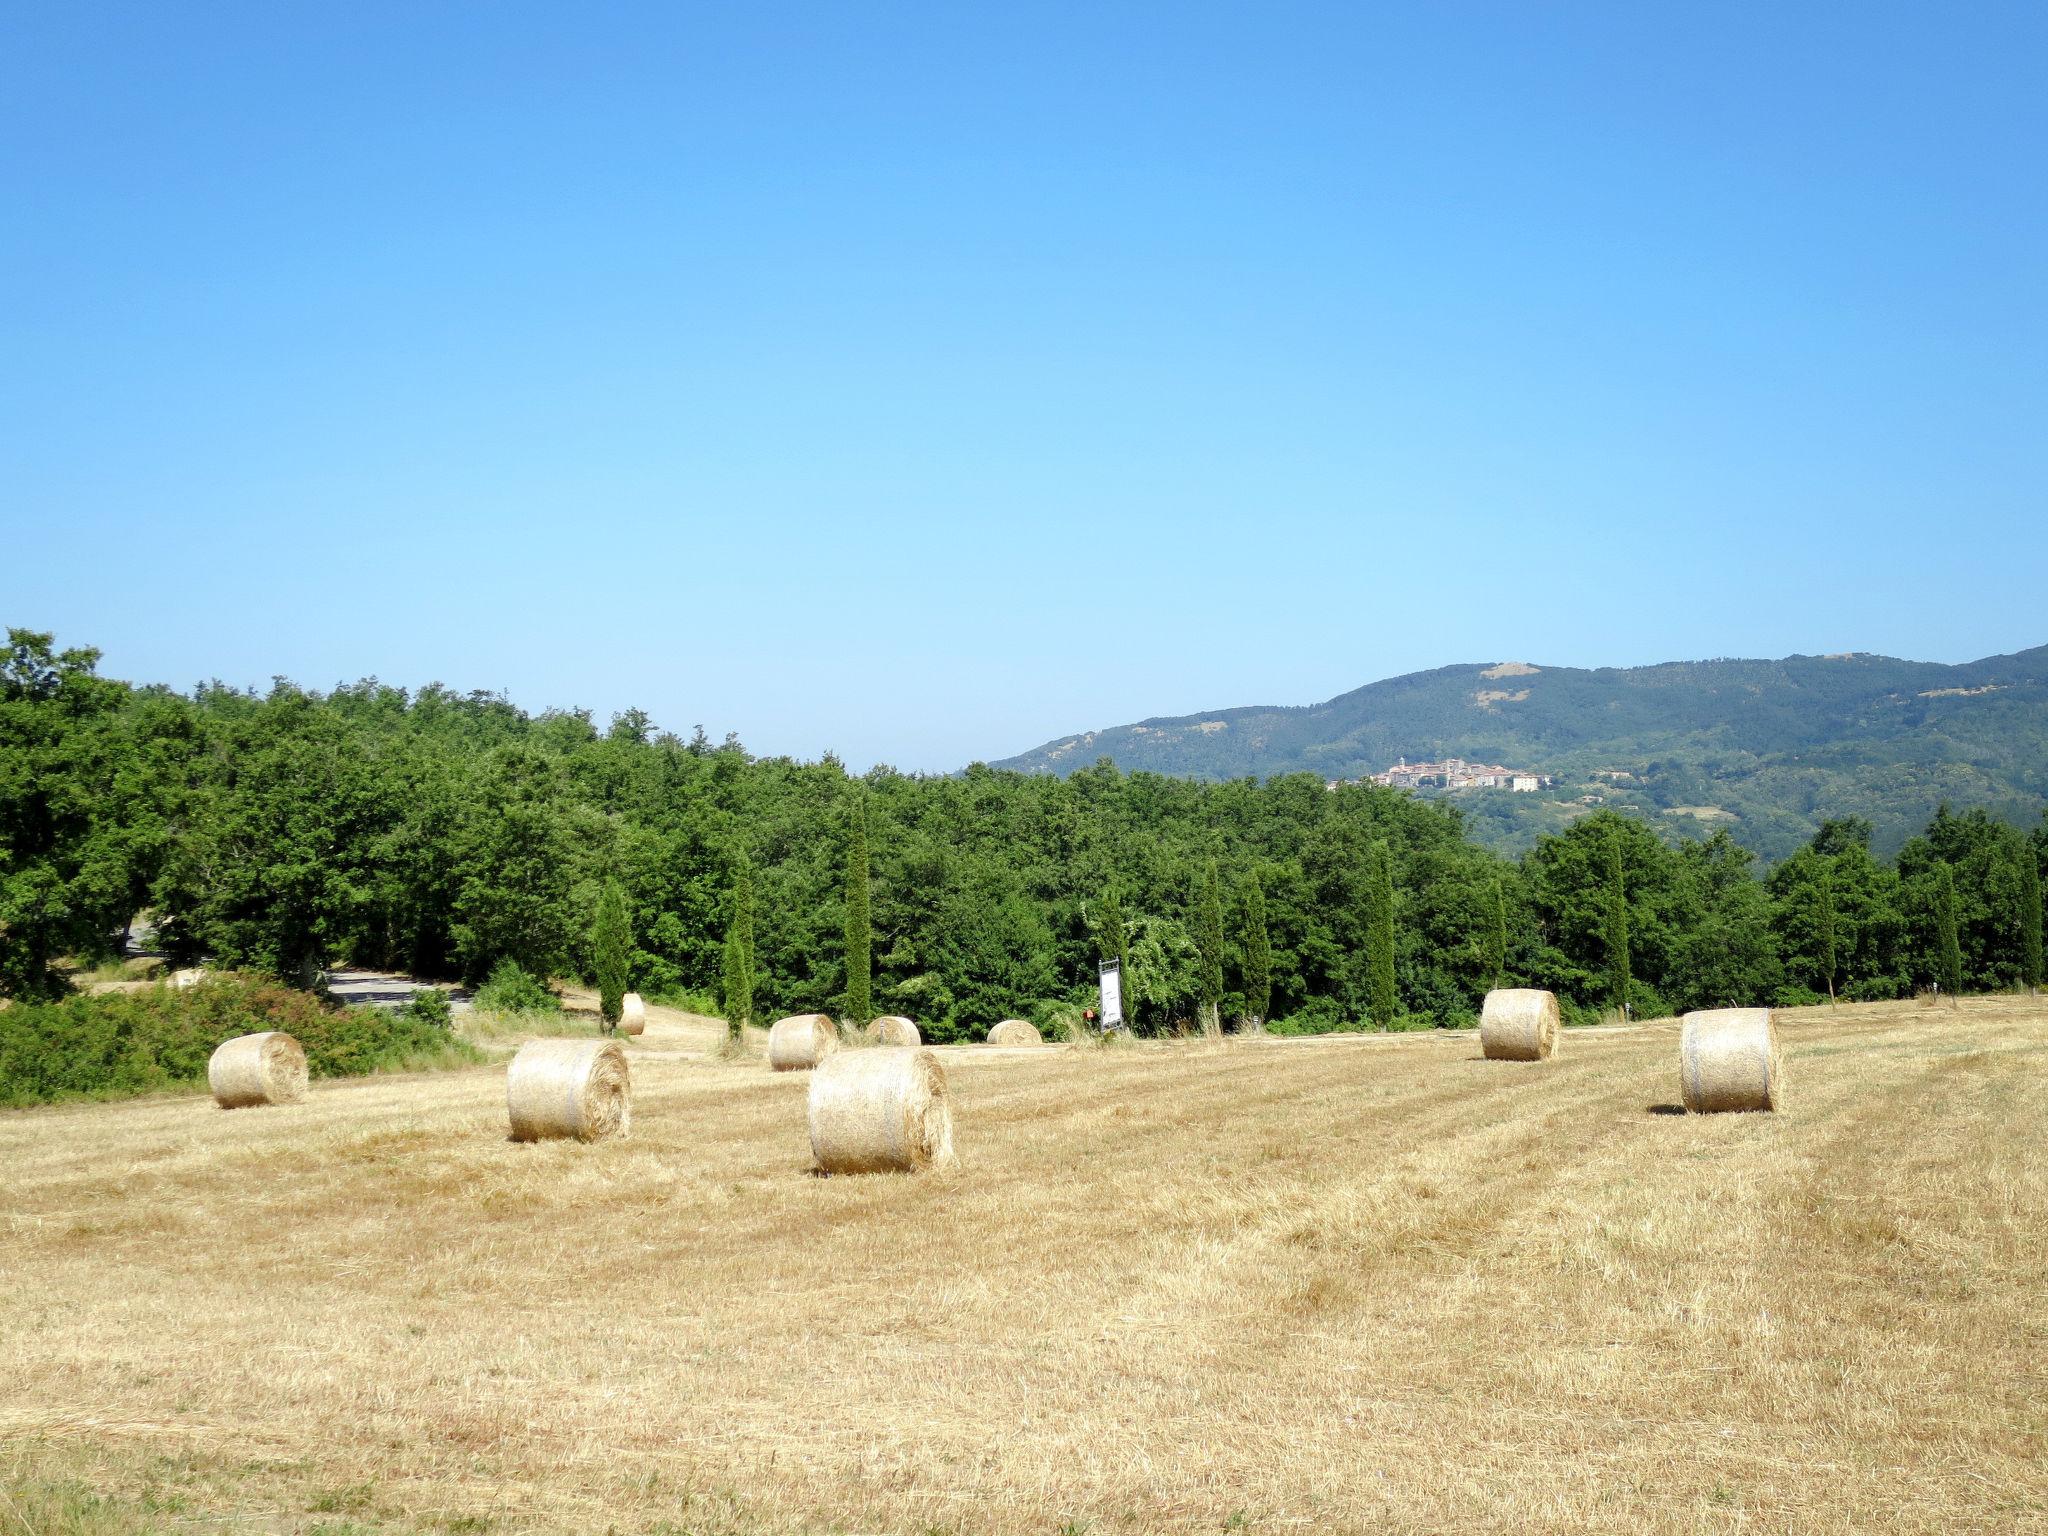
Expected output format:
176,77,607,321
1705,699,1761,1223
1479,988,1560,1061
987,1018,1042,1046
506,1037,632,1141
870,1015,921,1047
808,1046,955,1174
208,1031,308,1109
619,992,647,1036
1679,1008,1782,1113
768,1013,839,1071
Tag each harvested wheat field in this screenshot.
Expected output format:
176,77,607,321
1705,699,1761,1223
3,998,2045,1534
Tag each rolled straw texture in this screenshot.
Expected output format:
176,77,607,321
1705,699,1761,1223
808,1046,955,1174
208,1031,308,1109
1679,1008,1782,1113
987,1018,1042,1046
506,1037,632,1141
768,1013,839,1071
870,1015,921,1046
619,992,647,1036
1479,988,1560,1061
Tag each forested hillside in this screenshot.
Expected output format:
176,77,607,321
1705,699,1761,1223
4,629,2044,1037
993,647,2048,860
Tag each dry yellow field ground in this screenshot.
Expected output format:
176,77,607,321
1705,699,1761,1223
3,997,2045,1535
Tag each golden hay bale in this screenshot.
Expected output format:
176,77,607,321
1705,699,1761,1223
1679,1008,1783,1113
619,992,647,1036
808,1046,955,1174
1479,988,1560,1061
768,1013,838,1071
506,1037,632,1141
207,1031,308,1109
870,1015,921,1047
171,967,210,990
987,1018,1042,1046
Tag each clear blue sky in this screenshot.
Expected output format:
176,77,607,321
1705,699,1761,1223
4,3,2044,770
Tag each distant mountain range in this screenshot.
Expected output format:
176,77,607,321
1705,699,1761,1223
988,646,2048,860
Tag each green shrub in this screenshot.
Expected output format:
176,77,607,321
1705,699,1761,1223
474,960,557,1015
403,987,453,1028
0,972,482,1107
1772,985,1831,1009
644,985,719,1015
1265,998,1351,1036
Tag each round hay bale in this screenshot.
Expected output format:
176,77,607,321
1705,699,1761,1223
870,1015,921,1047
768,1013,839,1071
987,1018,1042,1046
208,1031,308,1109
1679,1008,1782,1114
619,992,647,1036
171,967,210,990
808,1046,955,1174
506,1037,632,1141
1479,988,1560,1062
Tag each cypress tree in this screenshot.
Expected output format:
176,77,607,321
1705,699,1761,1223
1603,825,1631,1017
1934,861,1964,1000
721,924,750,1041
1363,842,1398,1028
2022,852,2044,995
722,854,755,1041
1815,863,1838,1003
591,879,631,1033
1194,859,1225,1036
1242,867,1273,1028
1488,877,1510,992
734,851,756,1007
1093,885,1131,1026
843,795,872,1028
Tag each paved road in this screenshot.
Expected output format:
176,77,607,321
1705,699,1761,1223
326,970,473,1013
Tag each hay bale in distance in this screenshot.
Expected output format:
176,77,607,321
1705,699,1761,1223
1479,988,1560,1061
619,992,647,1036
870,1015,921,1047
171,967,210,990
208,1031,308,1109
768,1013,839,1071
808,1046,955,1174
987,1018,1042,1047
1679,1008,1782,1114
506,1037,632,1141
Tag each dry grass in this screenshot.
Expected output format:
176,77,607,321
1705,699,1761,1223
3,997,2045,1534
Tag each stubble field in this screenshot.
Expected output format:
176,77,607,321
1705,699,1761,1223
3,998,2044,1534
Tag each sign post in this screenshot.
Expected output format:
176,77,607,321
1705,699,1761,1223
1097,958,1125,1032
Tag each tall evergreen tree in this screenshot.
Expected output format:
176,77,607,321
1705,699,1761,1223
1934,861,1964,999
722,853,755,1041
734,851,756,1016
1488,877,1510,992
2022,851,2044,994
1814,863,1838,1002
591,879,631,1032
1093,884,1131,1024
1603,824,1631,1016
1363,842,1398,1027
1194,859,1225,1035
842,795,872,1027
1242,866,1273,1028
721,924,750,1040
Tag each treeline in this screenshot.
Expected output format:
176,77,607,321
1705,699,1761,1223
4,630,2045,1038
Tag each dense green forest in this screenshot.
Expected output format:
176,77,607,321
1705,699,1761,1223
3,630,2044,1041
994,646,2048,860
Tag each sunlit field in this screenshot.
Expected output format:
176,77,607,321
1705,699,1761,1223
3,998,2044,1534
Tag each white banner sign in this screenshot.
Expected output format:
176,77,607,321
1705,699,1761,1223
1098,959,1124,1029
